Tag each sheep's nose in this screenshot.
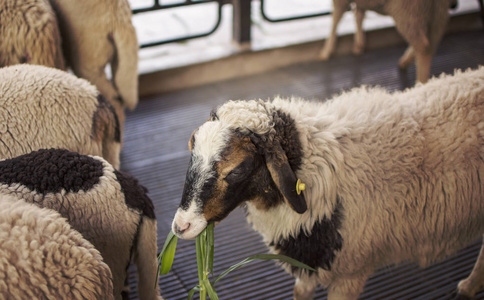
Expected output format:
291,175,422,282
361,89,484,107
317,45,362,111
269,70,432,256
174,221,191,235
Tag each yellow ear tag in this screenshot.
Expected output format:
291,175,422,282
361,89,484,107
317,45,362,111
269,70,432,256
296,179,306,195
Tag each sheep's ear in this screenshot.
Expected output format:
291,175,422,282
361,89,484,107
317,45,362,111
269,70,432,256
264,142,307,214
188,129,198,152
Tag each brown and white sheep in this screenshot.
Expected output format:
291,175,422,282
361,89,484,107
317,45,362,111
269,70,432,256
172,66,484,299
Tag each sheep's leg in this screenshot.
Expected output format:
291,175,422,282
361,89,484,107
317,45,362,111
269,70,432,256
456,237,484,299
398,46,415,70
352,8,366,55
319,0,350,60
294,277,317,300
327,277,367,300
414,51,432,83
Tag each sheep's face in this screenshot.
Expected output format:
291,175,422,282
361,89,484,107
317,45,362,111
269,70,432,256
172,103,307,240
172,121,265,239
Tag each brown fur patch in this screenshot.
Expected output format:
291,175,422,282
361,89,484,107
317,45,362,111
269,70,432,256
91,94,121,143
202,134,255,221
188,129,197,152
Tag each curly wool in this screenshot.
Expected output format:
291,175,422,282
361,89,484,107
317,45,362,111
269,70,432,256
0,194,113,299
0,149,161,300
0,64,121,169
0,0,64,69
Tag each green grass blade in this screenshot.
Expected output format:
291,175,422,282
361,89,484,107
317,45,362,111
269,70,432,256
249,254,316,271
187,285,200,300
195,234,204,281
206,223,215,275
213,253,315,285
202,278,219,300
157,231,178,275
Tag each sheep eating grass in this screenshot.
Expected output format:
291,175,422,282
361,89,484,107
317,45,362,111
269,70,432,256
172,66,484,299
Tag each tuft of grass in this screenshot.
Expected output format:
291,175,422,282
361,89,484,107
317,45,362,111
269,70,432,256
157,223,315,300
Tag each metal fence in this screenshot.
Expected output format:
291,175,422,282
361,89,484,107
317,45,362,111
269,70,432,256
132,0,332,48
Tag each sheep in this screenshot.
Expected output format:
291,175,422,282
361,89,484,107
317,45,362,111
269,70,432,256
171,66,484,300
0,64,121,169
0,0,65,69
319,0,455,83
0,148,162,300
0,194,114,299
48,0,139,131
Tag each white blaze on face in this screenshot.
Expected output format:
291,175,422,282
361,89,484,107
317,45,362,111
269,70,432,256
172,121,232,239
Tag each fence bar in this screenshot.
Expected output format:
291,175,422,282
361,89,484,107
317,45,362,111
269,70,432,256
259,0,331,23
132,0,219,15
134,0,224,48
232,0,252,47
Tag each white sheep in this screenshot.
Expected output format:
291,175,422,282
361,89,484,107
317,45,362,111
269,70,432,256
49,0,139,130
0,148,162,300
319,0,454,83
0,194,114,299
0,0,65,69
0,64,121,169
171,66,484,299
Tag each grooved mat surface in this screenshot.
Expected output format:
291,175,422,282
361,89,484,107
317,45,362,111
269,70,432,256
122,29,484,300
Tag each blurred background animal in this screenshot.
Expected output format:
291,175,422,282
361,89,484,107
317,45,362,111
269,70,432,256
319,0,455,83
49,0,139,133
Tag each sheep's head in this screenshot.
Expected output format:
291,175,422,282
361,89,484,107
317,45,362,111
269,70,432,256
172,100,307,239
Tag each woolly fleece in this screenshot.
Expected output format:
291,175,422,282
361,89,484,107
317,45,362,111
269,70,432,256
0,64,121,168
0,194,114,299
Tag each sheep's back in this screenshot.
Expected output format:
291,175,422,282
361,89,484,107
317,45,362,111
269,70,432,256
0,64,103,159
331,67,484,269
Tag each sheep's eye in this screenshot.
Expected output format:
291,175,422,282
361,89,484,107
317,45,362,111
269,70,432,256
224,158,254,183
225,167,245,183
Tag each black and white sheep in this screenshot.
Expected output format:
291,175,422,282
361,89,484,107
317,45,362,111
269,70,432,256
0,64,121,169
0,148,162,300
319,0,455,83
0,194,114,299
49,0,139,130
0,0,65,69
172,66,484,299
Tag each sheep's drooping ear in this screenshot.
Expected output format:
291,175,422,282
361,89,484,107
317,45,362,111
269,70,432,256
264,142,307,214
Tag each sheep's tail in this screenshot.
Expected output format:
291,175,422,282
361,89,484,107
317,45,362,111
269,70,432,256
134,217,163,300
92,94,122,169
111,20,139,111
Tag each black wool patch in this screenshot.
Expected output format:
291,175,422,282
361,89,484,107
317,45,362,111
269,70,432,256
272,109,303,172
0,148,104,194
272,200,344,273
114,170,156,219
